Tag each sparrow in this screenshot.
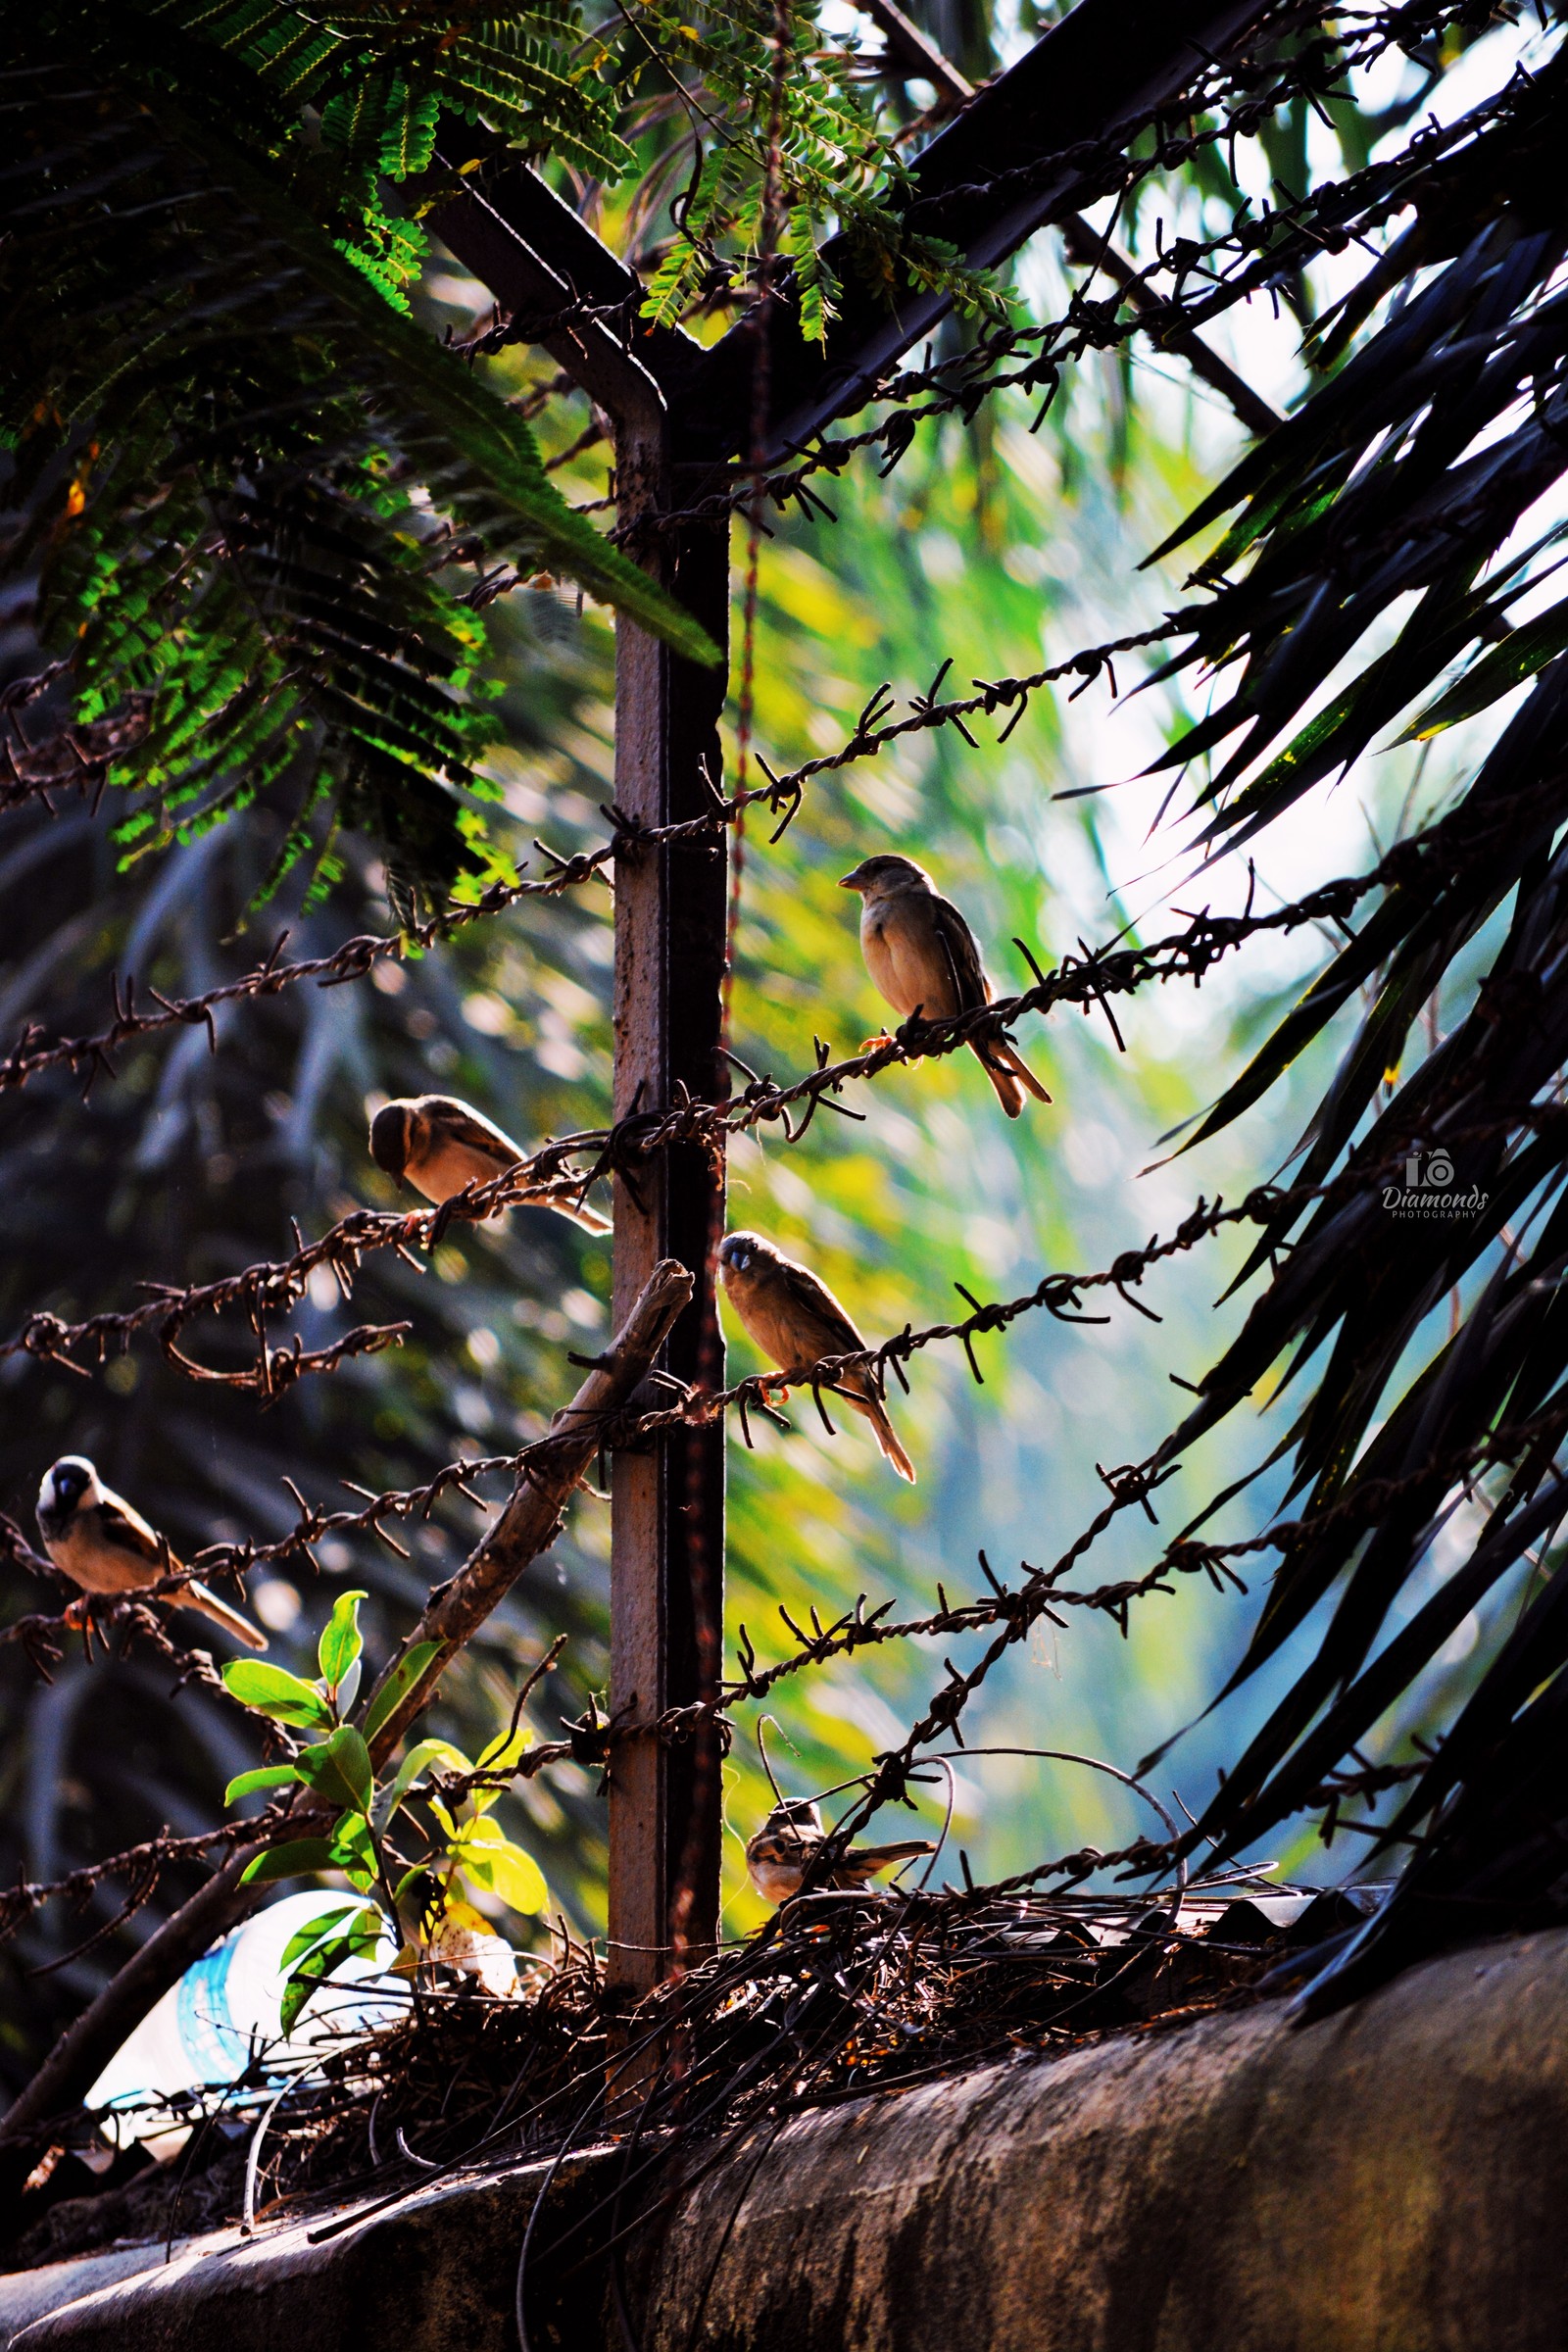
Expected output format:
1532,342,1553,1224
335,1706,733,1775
839,855,1051,1119
717,1231,916,1482
368,1095,609,1233
36,1457,268,1649
745,1800,934,1905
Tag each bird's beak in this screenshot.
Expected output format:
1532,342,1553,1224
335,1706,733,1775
839,866,866,892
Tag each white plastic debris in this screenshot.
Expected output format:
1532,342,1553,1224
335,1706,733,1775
85,1892,401,2160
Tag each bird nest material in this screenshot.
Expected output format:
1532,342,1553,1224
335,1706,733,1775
14,1871,1374,2277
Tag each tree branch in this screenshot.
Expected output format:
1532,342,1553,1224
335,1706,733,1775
357,1257,694,1766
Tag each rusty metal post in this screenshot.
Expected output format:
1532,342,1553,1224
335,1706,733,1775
428,162,731,2003
608,416,730,2002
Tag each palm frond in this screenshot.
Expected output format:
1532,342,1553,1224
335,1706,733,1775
1131,30,1568,1973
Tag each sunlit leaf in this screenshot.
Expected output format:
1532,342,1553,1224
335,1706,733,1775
223,1763,300,1804
459,1838,548,1916
318,1589,368,1691
470,1723,530,1812
383,1737,471,1811
280,1901,373,1973
453,1813,549,1913
363,1642,443,1742
278,1905,384,2034
223,1660,333,1730
240,1838,339,1885
295,1726,374,1816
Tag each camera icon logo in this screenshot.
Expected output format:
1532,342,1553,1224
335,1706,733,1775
1386,1146,1482,1221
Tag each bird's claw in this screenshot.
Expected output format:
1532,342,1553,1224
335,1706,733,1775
859,1031,895,1054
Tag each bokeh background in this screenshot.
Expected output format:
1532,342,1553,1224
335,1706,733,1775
0,0,1531,2095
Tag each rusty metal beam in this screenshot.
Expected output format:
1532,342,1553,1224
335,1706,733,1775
429,141,679,424
859,0,1283,441
683,0,1277,463
430,181,731,2001
606,417,729,1998
438,0,1281,466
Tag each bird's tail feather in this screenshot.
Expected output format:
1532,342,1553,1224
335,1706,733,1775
520,1190,611,1235
188,1582,268,1650
976,1049,1024,1118
849,1839,936,1871
974,1037,1050,1113
862,1396,916,1483
1000,1040,1052,1104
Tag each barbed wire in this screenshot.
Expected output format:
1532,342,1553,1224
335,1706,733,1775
0,614,1176,1102
703,1396,1568,1719
7,1089,1543,1648
0,1184,1283,1657
6,6,1521,1104
4,1158,1552,1952
3,774,1531,1389
0,674,152,819
0,1369,1518,1940
0,1820,261,1945
0,870,603,1098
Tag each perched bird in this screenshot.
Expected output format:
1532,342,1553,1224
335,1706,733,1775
745,1799,934,1905
717,1230,916,1482
368,1095,608,1232
839,855,1051,1120
36,1457,267,1649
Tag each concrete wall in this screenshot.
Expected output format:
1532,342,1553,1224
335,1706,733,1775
10,1927,1568,2352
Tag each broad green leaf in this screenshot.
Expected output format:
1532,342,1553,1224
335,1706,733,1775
223,1764,300,1805
363,1641,442,1742
278,1911,383,2034
452,1810,504,1851
223,1660,333,1730
329,1808,378,1879
280,1901,374,1973
345,1908,385,1956
318,1590,368,1691
240,1838,339,1885
280,1961,327,2036
458,1833,548,1916
295,1726,375,1816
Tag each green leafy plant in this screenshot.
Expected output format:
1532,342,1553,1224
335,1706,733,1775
3,5,718,911
621,2,999,340
222,1593,546,2026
